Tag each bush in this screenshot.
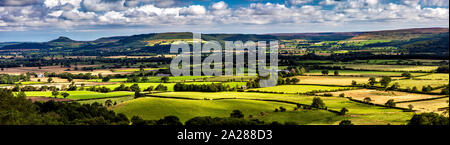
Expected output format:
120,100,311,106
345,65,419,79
408,113,449,125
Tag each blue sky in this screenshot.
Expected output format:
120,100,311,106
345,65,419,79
0,0,448,42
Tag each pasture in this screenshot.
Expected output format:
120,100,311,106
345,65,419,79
391,79,449,89
325,64,438,72
291,76,374,86
396,98,449,113
305,70,426,77
137,92,414,124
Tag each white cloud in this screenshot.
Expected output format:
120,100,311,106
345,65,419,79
0,0,448,32
180,5,206,15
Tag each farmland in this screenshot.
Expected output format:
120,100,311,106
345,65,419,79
248,85,354,94
22,91,134,100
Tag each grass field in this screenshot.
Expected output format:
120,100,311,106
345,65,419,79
396,98,449,113
391,79,449,89
414,73,449,80
23,91,134,100
112,68,159,72
136,92,414,124
112,97,299,123
306,70,427,76
248,85,354,94
291,76,375,86
324,89,446,105
324,64,438,72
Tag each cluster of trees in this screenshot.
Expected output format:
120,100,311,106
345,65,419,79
408,112,449,125
278,66,306,77
45,72,98,80
277,77,300,85
0,74,29,84
0,88,129,125
174,83,236,92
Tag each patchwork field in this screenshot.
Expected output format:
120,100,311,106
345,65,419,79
247,85,354,94
324,89,446,105
141,92,415,125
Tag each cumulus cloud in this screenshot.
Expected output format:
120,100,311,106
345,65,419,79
0,0,44,6
0,0,448,32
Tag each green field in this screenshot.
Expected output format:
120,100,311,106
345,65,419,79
23,91,134,100
248,85,353,94
112,97,300,123
133,92,414,124
414,73,449,80
391,79,449,89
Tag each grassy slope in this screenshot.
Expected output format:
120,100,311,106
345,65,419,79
111,97,343,124
150,92,413,125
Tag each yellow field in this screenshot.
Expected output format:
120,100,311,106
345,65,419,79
324,89,446,105
292,76,377,86
396,98,449,113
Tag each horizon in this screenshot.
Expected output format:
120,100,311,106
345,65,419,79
1,26,449,43
0,0,449,42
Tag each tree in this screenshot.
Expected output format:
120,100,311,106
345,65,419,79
351,80,357,86
291,78,300,84
339,93,345,97
321,70,329,76
368,77,376,86
385,99,396,108
340,108,348,115
408,104,414,111
380,76,392,88
130,84,140,92
389,82,400,90
230,110,244,118
334,70,339,76
47,77,53,83
401,72,412,79
102,77,110,82
61,92,70,98
67,77,73,82
16,91,26,98
51,90,59,98
311,97,325,109
408,113,449,125
161,76,169,83
339,120,354,125
105,99,113,107
363,97,372,103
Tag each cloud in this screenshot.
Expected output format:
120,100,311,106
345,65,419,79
0,0,448,32
180,5,206,15
0,0,43,6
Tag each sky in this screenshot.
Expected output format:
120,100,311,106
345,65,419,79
0,0,448,42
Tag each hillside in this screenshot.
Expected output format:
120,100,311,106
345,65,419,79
350,28,449,40
0,27,448,56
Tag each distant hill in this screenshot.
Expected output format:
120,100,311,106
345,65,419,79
0,27,448,56
350,28,449,40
